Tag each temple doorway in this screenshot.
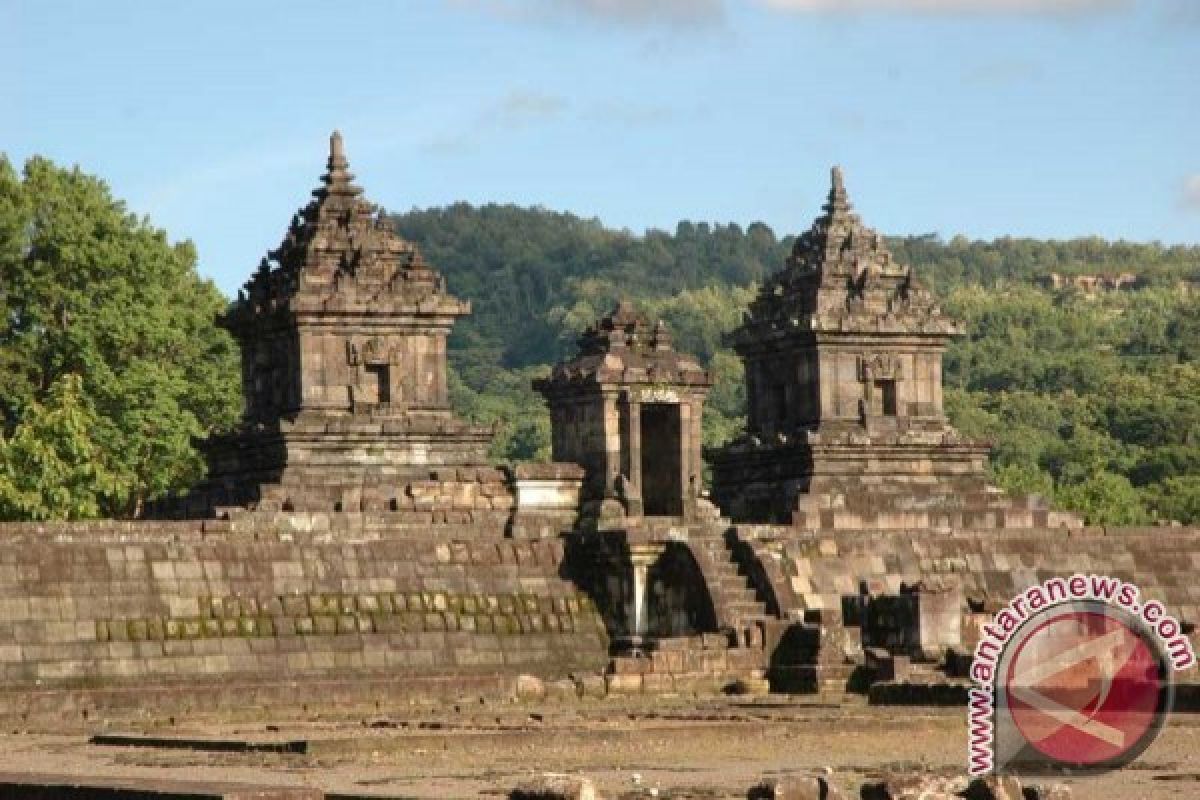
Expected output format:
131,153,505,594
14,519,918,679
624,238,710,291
640,403,683,516
366,364,390,404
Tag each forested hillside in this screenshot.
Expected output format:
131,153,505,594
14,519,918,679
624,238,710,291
395,204,1200,525
1,155,1197,524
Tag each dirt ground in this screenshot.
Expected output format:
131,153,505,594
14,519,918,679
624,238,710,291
0,696,1196,798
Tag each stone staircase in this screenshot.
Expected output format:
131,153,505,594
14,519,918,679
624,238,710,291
688,528,778,650
597,520,784,694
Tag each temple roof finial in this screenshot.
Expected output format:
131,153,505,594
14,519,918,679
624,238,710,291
823,164,852,215
316,130,360,198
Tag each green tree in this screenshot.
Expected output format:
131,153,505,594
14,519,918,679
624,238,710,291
1056,472,1151,526
1142,476,1200,525
0,374,118,519
0,155,240,518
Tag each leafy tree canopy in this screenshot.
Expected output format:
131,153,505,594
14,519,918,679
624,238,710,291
0,155,240,519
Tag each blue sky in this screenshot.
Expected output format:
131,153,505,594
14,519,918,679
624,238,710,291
4,0,1198,296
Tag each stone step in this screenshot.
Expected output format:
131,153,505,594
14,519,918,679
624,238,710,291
724,586,759,602
726,602,767,616
687,537,775,631
702,564,741,580
715,578,752,594
715,576,754,591
692,550,734,567
698,567,734,582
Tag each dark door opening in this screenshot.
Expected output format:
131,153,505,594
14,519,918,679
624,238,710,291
771,383,788,431
366,364,391,404
875,379,897,416
640,403,683,516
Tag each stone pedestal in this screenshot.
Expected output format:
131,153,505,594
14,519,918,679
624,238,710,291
616,542,667,656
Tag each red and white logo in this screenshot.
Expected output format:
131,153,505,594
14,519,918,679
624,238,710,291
1002,605,1167,770
967,576,1193,777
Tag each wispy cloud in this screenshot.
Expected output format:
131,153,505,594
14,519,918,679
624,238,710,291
758,0,1127,14
481,91,568,125
134,116,432,216
1181,175,1200,212
424,90,569,155
135,140,318,214
450,0,725,29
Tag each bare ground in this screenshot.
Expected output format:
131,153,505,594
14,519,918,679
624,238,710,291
0,696,1196,798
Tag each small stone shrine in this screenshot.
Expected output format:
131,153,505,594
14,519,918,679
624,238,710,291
535,302,713,523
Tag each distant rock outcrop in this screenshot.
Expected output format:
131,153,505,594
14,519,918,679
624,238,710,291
1039,271,1145,292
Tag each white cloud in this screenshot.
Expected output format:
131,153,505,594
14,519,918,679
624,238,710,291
583,99,690,126
561,0,724,26
758,0,1126,13
1182,175,1200,212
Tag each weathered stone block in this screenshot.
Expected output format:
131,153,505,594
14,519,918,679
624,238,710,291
962,775,1023,800
515,673,545,700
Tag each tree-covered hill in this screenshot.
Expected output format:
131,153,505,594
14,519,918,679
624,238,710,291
395,203,1200,525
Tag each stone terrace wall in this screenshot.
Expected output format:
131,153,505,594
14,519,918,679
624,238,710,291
737,525,1200,678
0,515,608,719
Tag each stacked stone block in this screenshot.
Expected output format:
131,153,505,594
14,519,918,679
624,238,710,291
604,633,765,695
0,519,608,717
734,524,1200,688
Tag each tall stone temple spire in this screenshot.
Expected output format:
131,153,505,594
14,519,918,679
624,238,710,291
192,132,493,514
734,166,954,330
711,167,997,526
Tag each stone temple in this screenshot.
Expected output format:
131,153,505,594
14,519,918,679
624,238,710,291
194,131,494,516
711,167,1074,533
0,134,1195,722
